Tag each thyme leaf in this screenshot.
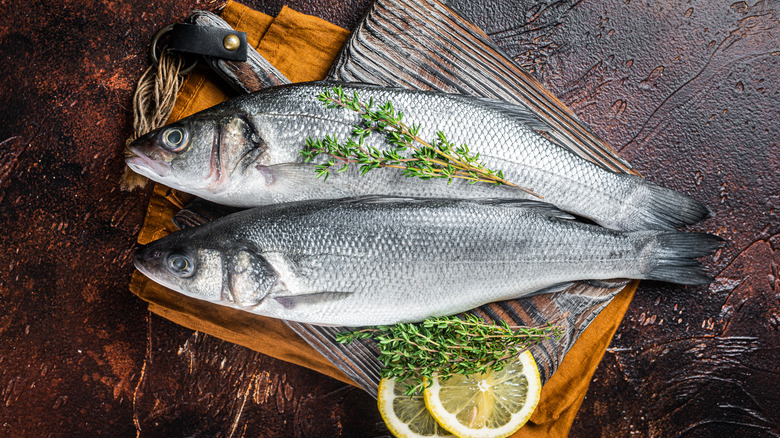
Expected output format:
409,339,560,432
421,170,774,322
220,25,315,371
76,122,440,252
336,314,563,397
301,86,540,197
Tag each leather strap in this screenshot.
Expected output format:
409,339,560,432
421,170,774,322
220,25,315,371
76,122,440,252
167,23,248,62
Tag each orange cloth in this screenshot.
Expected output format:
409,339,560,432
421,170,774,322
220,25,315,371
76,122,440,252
128,2,637,436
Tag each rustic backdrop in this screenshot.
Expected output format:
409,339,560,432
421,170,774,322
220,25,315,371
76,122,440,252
0,0,777,436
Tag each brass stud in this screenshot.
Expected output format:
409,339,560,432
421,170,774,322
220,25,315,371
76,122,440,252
223,34,240,51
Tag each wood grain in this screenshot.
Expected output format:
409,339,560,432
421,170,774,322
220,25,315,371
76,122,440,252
0,0,776,436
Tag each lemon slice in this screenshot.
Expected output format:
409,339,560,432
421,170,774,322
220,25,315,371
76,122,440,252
378,377,457,438
422,350,541,438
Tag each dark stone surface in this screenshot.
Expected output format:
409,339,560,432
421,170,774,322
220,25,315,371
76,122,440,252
0,0,776,436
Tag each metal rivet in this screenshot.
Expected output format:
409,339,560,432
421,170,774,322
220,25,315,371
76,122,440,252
223,34,240,51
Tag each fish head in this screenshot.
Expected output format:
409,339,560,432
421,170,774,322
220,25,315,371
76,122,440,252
133,239,225,303
134,234,279,309
126,108,272,197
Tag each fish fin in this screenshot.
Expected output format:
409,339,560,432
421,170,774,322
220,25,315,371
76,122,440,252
255,162,303,185
272,291,353,310
644,232,724,285
173,198,243,229
522,282,577,297
580,278,631,289
463,95,551,132
256,163,354,197
480,198,577,220
626,176,713,230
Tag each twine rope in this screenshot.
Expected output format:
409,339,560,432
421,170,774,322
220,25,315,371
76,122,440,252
121,49,187,190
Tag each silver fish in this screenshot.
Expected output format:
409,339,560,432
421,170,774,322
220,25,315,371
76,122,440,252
133,197,721,327
126,81,710,232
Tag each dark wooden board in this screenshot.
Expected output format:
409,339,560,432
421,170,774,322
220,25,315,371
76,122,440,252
0,0,776,437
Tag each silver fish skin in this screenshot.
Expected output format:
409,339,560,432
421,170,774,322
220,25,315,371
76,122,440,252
126,81,710,231
133,198,722,327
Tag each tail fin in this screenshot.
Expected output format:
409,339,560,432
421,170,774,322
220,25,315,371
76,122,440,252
646,232,724,285
629,179,712,231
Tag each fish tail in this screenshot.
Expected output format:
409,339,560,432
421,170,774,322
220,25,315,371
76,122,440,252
645,231,724,285
628,179,712,231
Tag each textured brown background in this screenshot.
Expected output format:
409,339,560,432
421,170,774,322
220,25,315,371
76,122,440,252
0,0,777,437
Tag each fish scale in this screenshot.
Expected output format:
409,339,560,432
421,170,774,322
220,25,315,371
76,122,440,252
127,81,710,231
134,198,722,327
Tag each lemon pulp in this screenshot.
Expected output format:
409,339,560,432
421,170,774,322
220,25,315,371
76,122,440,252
423,350,541,438
378,377,456,438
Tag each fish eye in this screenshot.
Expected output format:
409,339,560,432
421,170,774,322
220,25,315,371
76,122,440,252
166,252,195,277
161,127,189,152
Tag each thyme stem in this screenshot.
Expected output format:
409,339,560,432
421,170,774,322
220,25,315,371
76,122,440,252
301,86,541,198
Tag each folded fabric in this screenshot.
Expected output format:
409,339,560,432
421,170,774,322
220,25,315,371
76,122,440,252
128,2,637,436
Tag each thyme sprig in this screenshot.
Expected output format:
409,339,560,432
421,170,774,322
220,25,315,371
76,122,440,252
301,86,540,197
336,314,562,396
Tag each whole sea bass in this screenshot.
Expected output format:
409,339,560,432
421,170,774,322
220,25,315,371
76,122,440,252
126,81,710,232
133,197,722,326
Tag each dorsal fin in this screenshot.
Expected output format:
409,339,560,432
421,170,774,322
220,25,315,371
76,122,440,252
464,95,551,132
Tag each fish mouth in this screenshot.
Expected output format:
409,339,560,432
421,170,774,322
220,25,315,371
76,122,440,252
133,245,159,278
126,150,172,179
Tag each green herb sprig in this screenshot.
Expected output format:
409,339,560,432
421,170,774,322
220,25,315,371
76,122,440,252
301,86,540,198
336,314,562,396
